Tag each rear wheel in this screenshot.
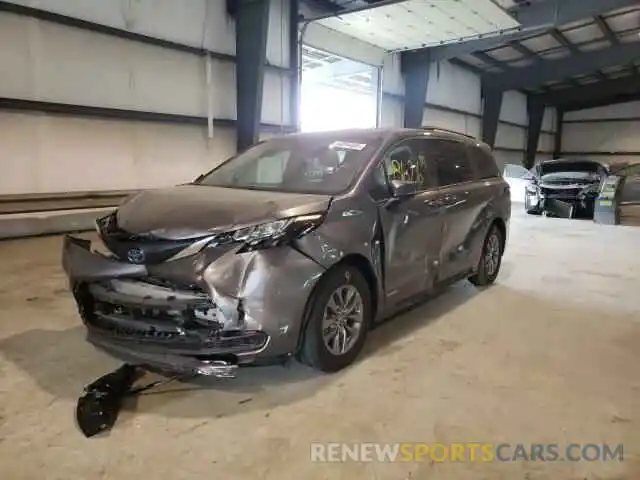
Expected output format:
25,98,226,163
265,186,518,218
298,265,371,372
469,225,504,287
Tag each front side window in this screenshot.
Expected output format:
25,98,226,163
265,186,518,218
197,134,383,195
429,140,475,186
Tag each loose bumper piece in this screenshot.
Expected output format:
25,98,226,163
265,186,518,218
76,364,139,438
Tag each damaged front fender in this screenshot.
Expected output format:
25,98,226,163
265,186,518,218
197,244,327,355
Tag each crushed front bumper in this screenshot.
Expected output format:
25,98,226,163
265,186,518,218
62,235,325,375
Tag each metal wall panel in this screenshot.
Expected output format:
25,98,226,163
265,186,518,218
0,11,290,124
427,61,482,115
4,0,290,67
563,121,640,152
499,91,528,126
0,111,236,195
564,100,640,121
495,123,526,150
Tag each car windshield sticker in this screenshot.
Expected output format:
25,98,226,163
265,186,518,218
330,141,367,151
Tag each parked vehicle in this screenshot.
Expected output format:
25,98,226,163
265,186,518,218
601,163,640,225
62,127,510,377
524,158,608,218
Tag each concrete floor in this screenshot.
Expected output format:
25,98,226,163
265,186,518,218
1,211,639,480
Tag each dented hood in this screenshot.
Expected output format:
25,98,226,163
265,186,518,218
115,184,331,235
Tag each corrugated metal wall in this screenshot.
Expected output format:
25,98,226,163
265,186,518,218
0,0,292,195
562,101,640,168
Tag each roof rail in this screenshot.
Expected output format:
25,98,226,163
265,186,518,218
419,126,477,140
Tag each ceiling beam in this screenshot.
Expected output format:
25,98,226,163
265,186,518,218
594,15,620,45
425,0,638,61
483,41,640,90
536,74,640,108
550,29,581,54
471,52,509,70
509,40,543,62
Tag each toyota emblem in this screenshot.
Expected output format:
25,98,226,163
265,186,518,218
127,247,145,264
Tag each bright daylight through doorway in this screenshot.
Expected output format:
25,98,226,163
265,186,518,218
300,45,378,132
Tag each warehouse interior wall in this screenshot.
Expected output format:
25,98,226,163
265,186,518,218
562,101,640,169
0,0,293,195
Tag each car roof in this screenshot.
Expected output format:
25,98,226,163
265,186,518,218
274,126,488,149
541,158,605,166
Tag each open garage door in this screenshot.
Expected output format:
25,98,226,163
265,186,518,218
300,45,380,132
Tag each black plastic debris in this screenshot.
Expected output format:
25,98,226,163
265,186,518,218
77,364,190,437
76,364,140,437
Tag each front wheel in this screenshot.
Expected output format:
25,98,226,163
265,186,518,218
298,265,372,372
469,225,504,287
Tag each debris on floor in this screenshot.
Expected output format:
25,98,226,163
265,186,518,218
75,364,186,438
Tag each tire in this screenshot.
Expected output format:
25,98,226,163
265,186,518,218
298,264,372,373
469,224,504,287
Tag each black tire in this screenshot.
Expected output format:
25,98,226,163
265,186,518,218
469,224,504,287
298,264,372,373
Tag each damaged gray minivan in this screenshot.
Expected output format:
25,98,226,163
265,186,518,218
62,127,510,377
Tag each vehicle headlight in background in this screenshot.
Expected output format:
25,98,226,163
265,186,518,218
525,183,538,194
211,213,326,252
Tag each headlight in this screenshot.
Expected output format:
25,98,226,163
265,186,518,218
525,183,538,194
212,213,325,252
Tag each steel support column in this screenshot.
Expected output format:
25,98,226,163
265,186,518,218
481,87,503,148
234,0,270,152
525,96,545,168
401,51,430,128
289,0,301,131
554,110,564,158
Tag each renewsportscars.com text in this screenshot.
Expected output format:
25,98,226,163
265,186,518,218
310,442,624,463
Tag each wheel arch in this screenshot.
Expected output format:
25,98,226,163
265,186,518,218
294,253,379,354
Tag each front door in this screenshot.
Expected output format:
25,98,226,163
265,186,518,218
369,138,444,306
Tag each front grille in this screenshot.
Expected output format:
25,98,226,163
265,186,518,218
541,188,581,199
97,213,194,264
89,311,268,351
74,282,268,353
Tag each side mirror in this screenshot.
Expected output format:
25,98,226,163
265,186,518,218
390,179,418,197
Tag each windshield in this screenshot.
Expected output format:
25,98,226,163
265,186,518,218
196,134,384,194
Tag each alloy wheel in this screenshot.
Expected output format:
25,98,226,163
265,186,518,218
484,232,501,277
321,285,364,356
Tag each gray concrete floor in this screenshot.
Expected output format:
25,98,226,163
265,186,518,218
1,211,639,480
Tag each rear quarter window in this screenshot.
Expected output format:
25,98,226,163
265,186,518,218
469,146,500,179
430,139,475,186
